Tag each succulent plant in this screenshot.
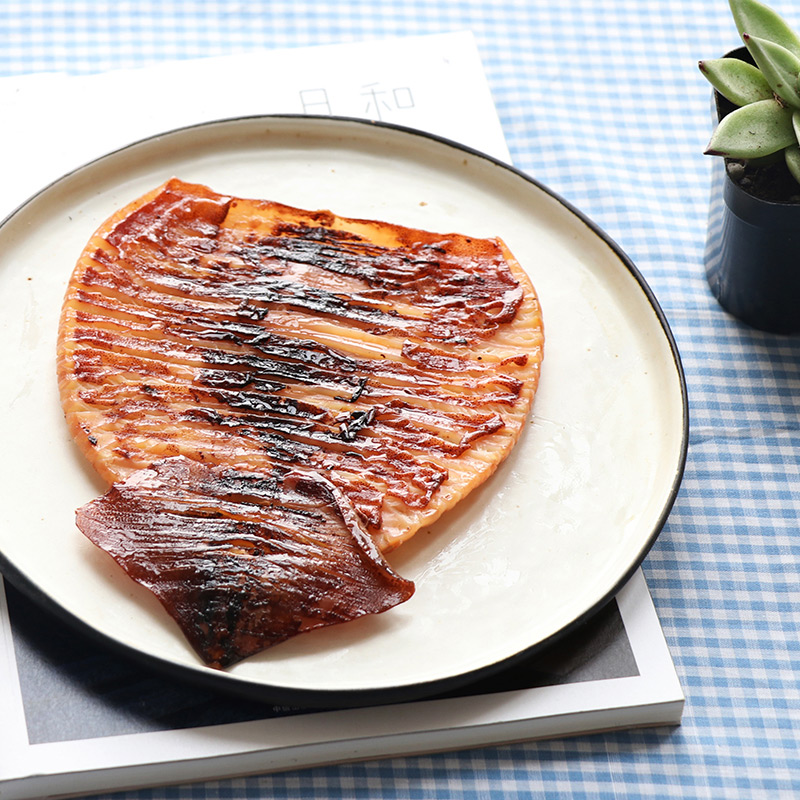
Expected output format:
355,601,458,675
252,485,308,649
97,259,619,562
700,0,800,185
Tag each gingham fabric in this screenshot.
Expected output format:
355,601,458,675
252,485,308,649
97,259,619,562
2,1,799,798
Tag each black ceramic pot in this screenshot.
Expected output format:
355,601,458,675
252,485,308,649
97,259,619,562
704,48,800,335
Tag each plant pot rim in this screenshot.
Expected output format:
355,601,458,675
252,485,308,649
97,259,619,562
722,165,800,224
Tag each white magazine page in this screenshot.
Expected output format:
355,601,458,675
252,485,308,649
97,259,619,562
0,32,683,800
0,31,508,220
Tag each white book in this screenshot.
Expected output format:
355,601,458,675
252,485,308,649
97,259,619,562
0,32,683,800
0,570,682,800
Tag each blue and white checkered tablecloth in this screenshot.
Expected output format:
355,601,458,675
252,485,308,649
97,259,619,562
2,1,799,798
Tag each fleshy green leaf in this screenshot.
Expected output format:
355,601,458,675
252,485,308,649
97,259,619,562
699,58,773,105
743,33,800,107
706,98,796,157
783,143,800,184
730,0,800,59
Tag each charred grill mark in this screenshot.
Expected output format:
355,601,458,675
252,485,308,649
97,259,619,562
336,407,376,442
199,344,360,391
334,376,368,403
210,276,403,328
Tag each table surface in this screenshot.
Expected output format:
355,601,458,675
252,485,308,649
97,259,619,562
3,1,799,799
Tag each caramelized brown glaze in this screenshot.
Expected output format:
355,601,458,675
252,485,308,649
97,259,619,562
77,456,414,667
59,178,543,549
59,179,543,665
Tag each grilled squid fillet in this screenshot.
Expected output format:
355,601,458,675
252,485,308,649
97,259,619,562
58,178,544,666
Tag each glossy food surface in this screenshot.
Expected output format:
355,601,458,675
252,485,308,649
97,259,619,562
57,177,543,665
58,178,543,552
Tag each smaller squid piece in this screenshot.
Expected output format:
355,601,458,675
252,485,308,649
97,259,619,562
76,456,414,668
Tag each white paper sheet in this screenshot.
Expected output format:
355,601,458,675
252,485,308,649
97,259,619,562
0,31,508,220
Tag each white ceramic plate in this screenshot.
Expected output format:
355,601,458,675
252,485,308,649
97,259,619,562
0,116,687,705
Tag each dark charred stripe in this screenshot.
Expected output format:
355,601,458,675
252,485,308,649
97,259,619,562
336,408,376,442
216,278,405,328
193,368,285,394
199,345,362,390
243,228,441,286
334,376,368,403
